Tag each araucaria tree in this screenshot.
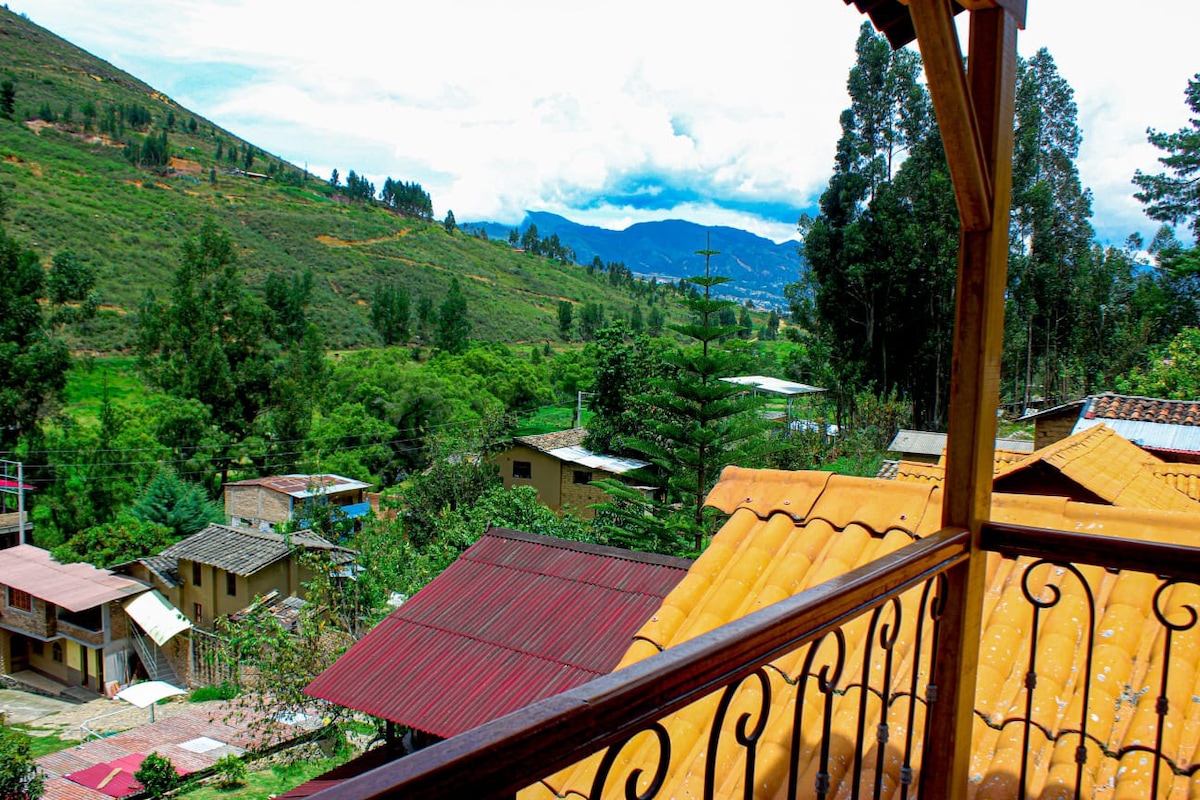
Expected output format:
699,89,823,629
595,240,765,554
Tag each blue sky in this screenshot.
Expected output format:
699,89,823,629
11,1,1197,245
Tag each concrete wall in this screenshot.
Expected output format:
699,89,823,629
495,445,564,509
177,557,308,628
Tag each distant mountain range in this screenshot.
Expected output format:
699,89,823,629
466,212,805,308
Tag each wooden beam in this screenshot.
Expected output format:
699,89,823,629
921,5,1019,799
908,0,992,231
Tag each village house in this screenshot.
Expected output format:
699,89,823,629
135,523,356,630
0,545,190,696
1022,393,1200,461
495,429,655,518
886,428,1033,464
223,473,371,532
294,2,1200,798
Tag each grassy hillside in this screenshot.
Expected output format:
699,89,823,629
0,8,666,351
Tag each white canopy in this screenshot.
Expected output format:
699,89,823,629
115,680,186,708
123,590,191,646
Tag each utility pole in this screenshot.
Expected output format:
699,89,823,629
1,459,28,544
575,391,596,429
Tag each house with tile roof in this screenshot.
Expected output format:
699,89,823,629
136,524,354,630
223,473,372,532
294,3,1200,798
495,429,655,518
518,466,1200,799
886,425,1200,513
0,545,190,696
1022,393,1200,462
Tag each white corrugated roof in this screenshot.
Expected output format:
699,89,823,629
888,429,1035,456
547,446,650,475
1074,418,1200,454
721,376,826,396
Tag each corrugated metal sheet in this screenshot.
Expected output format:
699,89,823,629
1075,417,1200,456
546,446,649,475
305,529,690,739
224,473,370,498
721,375,825,396
0,545,147,611
888,429,1034,457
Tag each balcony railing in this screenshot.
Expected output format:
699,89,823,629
311,528,970,800
307,524,1200,800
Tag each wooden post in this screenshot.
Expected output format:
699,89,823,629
908,2,1021,797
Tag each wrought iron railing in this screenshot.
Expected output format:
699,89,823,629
310,527,970,800
978,522,1200,800
304,523,1200,800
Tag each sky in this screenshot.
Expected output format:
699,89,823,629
9,1,1198,245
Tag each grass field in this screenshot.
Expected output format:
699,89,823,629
64,356,145,417
181,757,346,800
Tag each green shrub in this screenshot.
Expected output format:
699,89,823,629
189,682,238,702
212,754,247,789
134,752,179,798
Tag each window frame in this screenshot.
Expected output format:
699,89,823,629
512,461,532,479
573,470,594,485
7,587,32,612
192,561,203,587
225,571,237,598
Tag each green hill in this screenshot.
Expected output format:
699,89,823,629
0,8,665,352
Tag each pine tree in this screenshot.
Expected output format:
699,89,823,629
593,239,766,554
435,278,471,354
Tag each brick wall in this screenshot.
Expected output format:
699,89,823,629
226,486,291,526
1035,415,1077,449
558,468,620,520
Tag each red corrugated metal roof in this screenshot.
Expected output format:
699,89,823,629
304,528,690,739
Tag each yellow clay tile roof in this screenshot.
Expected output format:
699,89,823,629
896,426,1200,513
1151,462,1200,501
522,466,1200,800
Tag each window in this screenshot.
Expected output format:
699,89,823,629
512,461,532,479
226,572,237,597
31,640,43,656
51,642,63,663
193,603,203,625
7,588,32,612
192,562,202,587
573,470,594,485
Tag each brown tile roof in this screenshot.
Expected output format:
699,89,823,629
513,428,589,452
0,546,148,612
523,467,1200,800
1086,393,1200,426
158,524,351,576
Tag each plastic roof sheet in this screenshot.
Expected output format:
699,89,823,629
305,528,690,739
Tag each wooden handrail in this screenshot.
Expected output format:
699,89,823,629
982,521,1200,578
310,527,970,800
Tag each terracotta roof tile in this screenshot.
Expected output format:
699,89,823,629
1086,393,1200,426
513,428,589,452
523,466,1200,800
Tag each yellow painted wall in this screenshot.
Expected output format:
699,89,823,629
495,445,564,509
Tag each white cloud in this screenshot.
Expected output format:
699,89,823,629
10,1,1200,244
